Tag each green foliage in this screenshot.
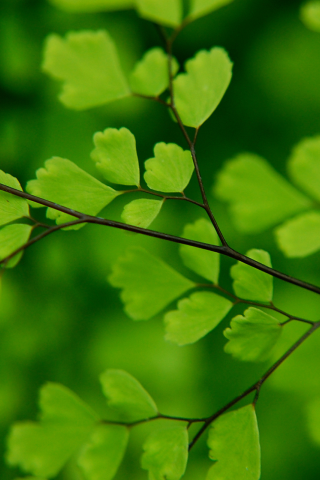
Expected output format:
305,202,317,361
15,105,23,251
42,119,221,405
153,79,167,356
108,247,195,320
0,171,29,226
0,224,32,268
188,0,234,20
207,404,260,480
129,48,179,97
144,143,194,193
26,157,120,228
91,127,140,186
275,211,320,258
179,218,220,283
141,426,188,480
42,30,130,110
78,424,129,480
300,1,320,32
121,198,164,228
164,291,232,345
135,0,183,27
48,0,134,12
288,136,320,201
100,369,158,421
230,249,273,302
224,308,282,362
173,47,233,128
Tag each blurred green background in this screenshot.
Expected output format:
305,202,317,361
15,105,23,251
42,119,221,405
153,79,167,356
1,0,320,478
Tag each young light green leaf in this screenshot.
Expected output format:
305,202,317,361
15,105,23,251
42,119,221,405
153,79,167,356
78,424,129,480
173,47,232,128
27,157,120,229
207,404,260,480
129,47,179,97
6,383,98,478
0,170,29,226
214,153,311,233
164,291,232,345
179,218,220,283
108,247,195,320
231,249,273,302
288,136,320,201
91,127,140,186
135,0,182,27
100,369,158,422
224,307,282,362
49,0,134,12
275,211,320,258
0,224,32,268
121,199,164,228
188,0,234,21
141,426,188,480
300,1,320,32
42,30,130,110
144,143,194,193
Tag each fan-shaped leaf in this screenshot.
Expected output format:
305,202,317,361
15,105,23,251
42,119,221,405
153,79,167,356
275,211,320,258
173,47,232,128
135,0,182,27
300,1,320,32
207,404,260,480
91,127,140,186
108,247,195,320
6,383,98,477
0,224,32,268
288,136,320,201
141,426,188,480
100,369,158,422
224,307,282,362
129,48,179,97
78,424,129,480
188,0,233,21
42,30,130,110
144,143,194,193
27,157,120,229
49,0,134,12
179,218,220,283
165,291,232,345
230,249,273,302
121,199,164,228
0,171,29,226
214,153,311,233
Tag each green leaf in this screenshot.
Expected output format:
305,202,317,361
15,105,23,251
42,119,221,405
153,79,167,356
91,127,140,186
306,397,320,446
6,383,98,477
275,211,320,258
135,0,182,27
27,157,120,229
78,424,129,480
141,426,188,480
224,307,282,362
173,47,232,128
288,136,320,201
48,0,134,12
100,369,158,422
0,170,29,226
42,30,130,110
300,1,320,32
213,153,312,233
0,224,32,268
144,143,194,193
129,47,179,97
230,249,273,302
108,247,195,320
179,218,220,283
188,0,234,21
121,199,164,228
14,477,47,480
164,291,232,345
207,404,260,480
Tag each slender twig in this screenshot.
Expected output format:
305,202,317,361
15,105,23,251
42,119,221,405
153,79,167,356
1,183,320,295
100,412,206,428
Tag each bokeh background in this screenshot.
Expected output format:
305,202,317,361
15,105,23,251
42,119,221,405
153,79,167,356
1,0,320,478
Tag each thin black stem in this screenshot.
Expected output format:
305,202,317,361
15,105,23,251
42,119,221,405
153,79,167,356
189,321,320,449
1,183,320,296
